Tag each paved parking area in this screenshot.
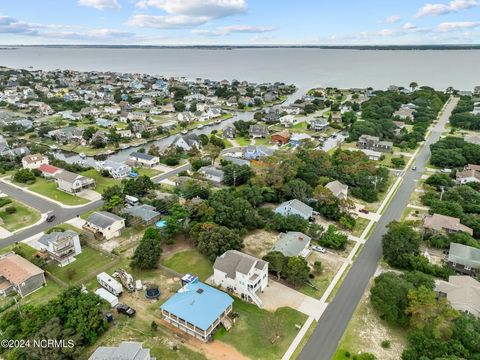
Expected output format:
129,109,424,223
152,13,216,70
259,280,326,320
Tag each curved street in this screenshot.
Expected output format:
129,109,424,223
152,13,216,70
298,97,458,360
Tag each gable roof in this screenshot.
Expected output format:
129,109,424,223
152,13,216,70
89,341,152,360
214,250,267,279
435,276,480,317
0,252,44,285
86,211,124,229
22,153,47,164
124,204,160,222
38,230,78,247
276,199,313,218
130,151,157,161
424,214,473,235
161,279,233,331
325,180,348,197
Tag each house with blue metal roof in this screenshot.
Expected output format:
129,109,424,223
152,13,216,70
160,277,233,341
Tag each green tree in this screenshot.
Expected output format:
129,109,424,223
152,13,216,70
131,228,162,269
284,256,310,286
13,169,36,183
382,221,421,268
263,251,287,280
319,225,348,250
196,225,243,261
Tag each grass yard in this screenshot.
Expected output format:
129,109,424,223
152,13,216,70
299,274,330,298
136,167,162,178
21,278,64,306
80,169,120,194
162,250,213,281
215,299,308,360
255,136,272,146
0,198,41,232
291,320,317,359
234,136,250,146
333,280,407,360
26,178,88,206
46,246,115,285
0,242,37,258
351,217,370,237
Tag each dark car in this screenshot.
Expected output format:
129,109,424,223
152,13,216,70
116,303,136,317
359,208,369,214
46,211,56,222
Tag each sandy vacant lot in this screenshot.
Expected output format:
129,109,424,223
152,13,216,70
243,229,278,258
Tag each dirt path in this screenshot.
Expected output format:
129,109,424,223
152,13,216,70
197,341,250,360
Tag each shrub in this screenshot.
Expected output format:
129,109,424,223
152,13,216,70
381,340,391,349
0,198,12,208
5,206,16,214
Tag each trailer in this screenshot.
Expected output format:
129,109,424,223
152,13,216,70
112,268,135,292
95,288,119,307
97,272,123,296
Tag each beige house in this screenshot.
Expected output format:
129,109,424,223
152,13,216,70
325,180,348,200
423,213,473,236
84,211,125,240
22,154,49,170
54,170,96,194
435,276,480,318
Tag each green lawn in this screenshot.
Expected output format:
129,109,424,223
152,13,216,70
26,178,88,206
0,242,37,258
234,136,250,146
254,136,272,146
352,217,370,237
291,320,317,359
299,274,331,298
136,167,162,178
80,169,120,194
0,198,41,231
215,299,308,360
21,278,64,306
46,246,115,285
162,250,213,281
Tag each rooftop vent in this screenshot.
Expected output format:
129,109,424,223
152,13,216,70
196,288,204,294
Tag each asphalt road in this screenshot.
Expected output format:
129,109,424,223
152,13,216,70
299,97,458,360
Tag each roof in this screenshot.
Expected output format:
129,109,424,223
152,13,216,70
325,180,348,197
86,211,124,229
130,151,157,161
38,230,78,247
276,199,313,218
161,279,233,331
448,242,480,269
214,250,267,279
22,153,46,164
456,169,480,181
423,214,473,235
38,164,61,174
199,165,224,178
0,252,44,285
435,276,480,317
54,170,88,183
89,341,152,360
124,204,160,222
466,164,480,171
272,232,311,257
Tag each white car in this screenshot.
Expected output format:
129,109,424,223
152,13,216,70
312,245,326,253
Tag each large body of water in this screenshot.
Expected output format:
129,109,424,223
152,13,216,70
1,47,480,92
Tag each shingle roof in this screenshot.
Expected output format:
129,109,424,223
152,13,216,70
89,341,152,360
435,276,480,317
272,231,311,257
161,279,233,331
424,214,473,235
276,199,313,219
130,151,156,161
86,211,124,229
214,250,267,279
0,253,44,285
124,204,160,222
38,230,78,247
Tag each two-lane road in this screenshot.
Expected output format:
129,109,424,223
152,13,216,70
299,97,458,360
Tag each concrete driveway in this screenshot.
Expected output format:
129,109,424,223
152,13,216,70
259,280,326,320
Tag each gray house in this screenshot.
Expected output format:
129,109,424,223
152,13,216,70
275,199,313,221
447,242,480,277
357,134,393,152
249,124,269,138
272,232,312,258
54,170,96,194
198,165,224,184
222,126,236,139
124,204,161,225
0,252,45,298
89,341,155,360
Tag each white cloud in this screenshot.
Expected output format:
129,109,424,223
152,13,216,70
0,16,39,35
402,22,417,30
193,24,275,36
437,21,480,31
126,14,210,28
130,0,247,29
78,0,121,10
382,15,401,24
414,0,478,18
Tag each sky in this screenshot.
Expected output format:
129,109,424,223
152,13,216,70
0,0,479,45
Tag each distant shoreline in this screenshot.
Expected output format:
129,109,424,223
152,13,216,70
1,44,480,51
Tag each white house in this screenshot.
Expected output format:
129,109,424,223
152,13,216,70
325,180,349,200
129,151,160,168
198,166,224,184
95,160,132,179
22,154,49,170
37,230,82,267
212,250,268,307
275,199,313,221
83,211,125,240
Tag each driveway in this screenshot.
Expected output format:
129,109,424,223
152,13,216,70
259,280,326,320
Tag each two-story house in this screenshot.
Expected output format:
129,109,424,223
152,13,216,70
357,134,393,153
38,230,82,267
212,250,268,307
21,154,49,170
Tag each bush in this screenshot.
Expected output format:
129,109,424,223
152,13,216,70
381,340,391,349
0,198,12,208
5,206,16,214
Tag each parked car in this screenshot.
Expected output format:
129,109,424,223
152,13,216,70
411,165,416,171
116,303,136,317
312,245,326,253
359,208,369,214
